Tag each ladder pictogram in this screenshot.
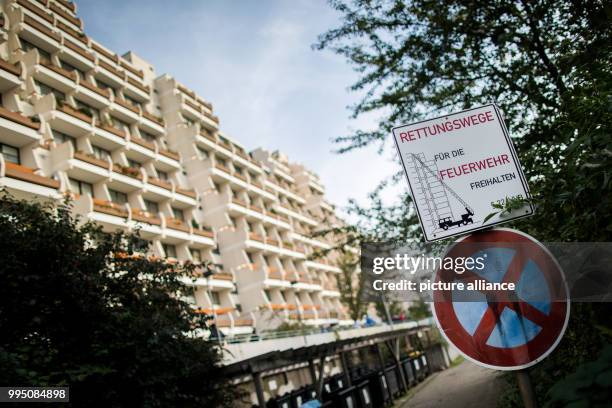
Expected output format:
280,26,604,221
410,153,475,232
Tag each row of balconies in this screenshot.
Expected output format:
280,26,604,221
72,194,215,244
11,4,152,102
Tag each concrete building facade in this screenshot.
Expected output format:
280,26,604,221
0,0,352,337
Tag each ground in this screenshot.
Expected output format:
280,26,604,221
398,359,505,408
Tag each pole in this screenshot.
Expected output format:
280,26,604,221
516,369,537,408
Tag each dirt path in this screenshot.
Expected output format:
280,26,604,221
400,360,505,408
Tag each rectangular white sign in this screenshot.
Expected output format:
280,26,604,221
392,104,534,242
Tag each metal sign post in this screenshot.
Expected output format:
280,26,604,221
516,369,538,408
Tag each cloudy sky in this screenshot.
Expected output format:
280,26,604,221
76,0,401,212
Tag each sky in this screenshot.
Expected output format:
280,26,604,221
75,0,402,213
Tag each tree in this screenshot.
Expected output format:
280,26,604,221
316,1,612,405
0,195,235,407
335,251,369,321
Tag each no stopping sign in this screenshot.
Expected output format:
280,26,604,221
433,228,570,370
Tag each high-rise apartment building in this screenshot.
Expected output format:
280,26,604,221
0,0,352,337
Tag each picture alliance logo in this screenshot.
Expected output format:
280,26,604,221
371,254,487,275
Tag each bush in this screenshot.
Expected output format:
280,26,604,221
0,194,235,407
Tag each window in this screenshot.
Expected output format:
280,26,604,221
52,130,76,149
190,248,202,263
210,291,221,306
111,116,130,132
0,143,20,164
140,130,156,142
36,81,66,102
157,170,168,180
21,39,51,62
75,99,99,119
124,95,141,108
217,158,227,168
234,166,243,175
91,145,111,161
213,245,220,255
196,146,208,159
172,207,184,221
144,199,159,214
60,60,85,78
162,243,177,258
246,252,254,264
246,222,252,232
108,189,127,204
68,178,93,196
96,78,114,91
264,289,272,302
127,158,141,169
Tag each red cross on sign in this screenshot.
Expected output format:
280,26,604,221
433,228,570,370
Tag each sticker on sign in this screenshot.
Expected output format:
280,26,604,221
392,104,534,242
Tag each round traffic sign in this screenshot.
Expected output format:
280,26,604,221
433,228,570,370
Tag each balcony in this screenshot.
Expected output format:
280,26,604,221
58,103,92,124
93,198,128,218
49,2,81,28
56,21,87,45
142,110,164,127
130,136,155,152
158,147,179,162
78,78,110,99
74,151,108,169
112,164,143,181
0,106,41,147
17,0,53,23
147,176,172,191
192,225,214,239
165,217,189,233
3,161,59,190
62,38,95,68
21,14,61,46
0,59,21,92
131,208,161,226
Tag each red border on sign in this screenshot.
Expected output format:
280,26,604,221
433,229,569,369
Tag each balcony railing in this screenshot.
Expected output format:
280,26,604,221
23,15,60,42
98,59,123,79
79,78,109,97
165,217,189,233
130,136,155,151
58,103,92,123
148,177,172,191
126,76,149,94
234,318,254,326
41,61,76,82
64,39,94,61
93,120,125,138
140,111,163,127
113,164,142,180
131,208,161,226
93,198,128,218
74,151,108,169
0,106,40,130
120,60,144,79
114,97,139,114
49,2,81,27
4,162,59,189
56,21,87,44
192,227,214,238
0,59,21,77
175,186,196,199
158,148,179,161
17,0,53,23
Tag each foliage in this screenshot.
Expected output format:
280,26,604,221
0,195,235,407
317,0,612,406
335,251,370,321
407,298,431,320
545,343,612,407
